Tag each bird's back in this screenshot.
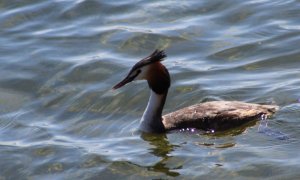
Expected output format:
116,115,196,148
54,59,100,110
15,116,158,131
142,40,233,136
162,101,279,131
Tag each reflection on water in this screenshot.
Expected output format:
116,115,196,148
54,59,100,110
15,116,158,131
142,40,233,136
1,0,300,179
140,133,180,177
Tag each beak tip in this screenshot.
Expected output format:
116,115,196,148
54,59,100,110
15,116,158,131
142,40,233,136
112,78,130,90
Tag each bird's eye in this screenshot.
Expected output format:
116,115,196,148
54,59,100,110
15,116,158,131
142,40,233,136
128,69,142,80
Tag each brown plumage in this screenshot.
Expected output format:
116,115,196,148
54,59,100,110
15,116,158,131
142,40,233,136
163,101,278,131
147,62,170,94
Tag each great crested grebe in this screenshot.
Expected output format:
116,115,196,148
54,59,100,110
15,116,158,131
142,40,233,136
113,50,279,133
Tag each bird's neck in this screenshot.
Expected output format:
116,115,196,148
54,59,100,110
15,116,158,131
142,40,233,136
139,90,168,133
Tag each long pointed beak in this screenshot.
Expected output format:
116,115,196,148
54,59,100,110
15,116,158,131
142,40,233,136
112,75,134,90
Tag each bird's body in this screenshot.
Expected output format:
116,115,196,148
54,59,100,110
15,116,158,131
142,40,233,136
113,50,278,133
163,100,277,131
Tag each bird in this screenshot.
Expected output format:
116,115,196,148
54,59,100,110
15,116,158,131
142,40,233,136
113,50,279,133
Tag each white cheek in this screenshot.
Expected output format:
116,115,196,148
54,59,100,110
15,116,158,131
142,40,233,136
136,66,149,80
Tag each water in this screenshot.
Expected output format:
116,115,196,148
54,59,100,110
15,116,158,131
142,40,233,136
1,0,300,179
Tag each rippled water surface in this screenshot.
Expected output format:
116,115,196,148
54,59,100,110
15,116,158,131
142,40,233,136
1,0,300,179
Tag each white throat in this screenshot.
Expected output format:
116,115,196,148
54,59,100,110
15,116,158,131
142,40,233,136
139,90,167,133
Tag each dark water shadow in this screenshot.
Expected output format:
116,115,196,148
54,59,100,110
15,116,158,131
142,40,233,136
140,132,181,177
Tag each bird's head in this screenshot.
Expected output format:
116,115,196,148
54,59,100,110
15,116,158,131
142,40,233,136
113,50,170,94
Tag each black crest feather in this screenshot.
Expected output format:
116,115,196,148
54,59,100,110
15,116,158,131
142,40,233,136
146,49,167,63
131,49,166,71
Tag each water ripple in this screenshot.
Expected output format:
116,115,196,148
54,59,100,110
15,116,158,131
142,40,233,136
1,0,300,179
